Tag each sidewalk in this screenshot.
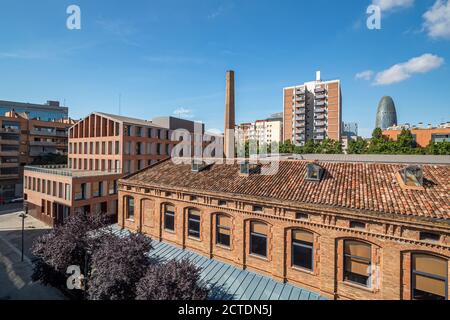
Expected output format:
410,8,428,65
0,211,65,300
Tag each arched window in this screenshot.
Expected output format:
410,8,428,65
163,204,175,231
124,196,134,220
216,214,231,247
187,208,201,239
250,221,268,258
412,254,448,300
344,240,371,287
292,230,314,271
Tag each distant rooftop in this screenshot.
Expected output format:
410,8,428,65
95,112,163,128
288,154,450,165
25,165,120,178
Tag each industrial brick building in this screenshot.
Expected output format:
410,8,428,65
23,112,201,225
283,71,342,146
118,155,450,300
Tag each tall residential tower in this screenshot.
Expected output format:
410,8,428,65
283,71,342,146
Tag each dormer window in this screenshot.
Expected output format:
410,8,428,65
397,165,424,190
306,163,324,182
400,165,423,187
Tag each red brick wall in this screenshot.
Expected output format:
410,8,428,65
118,185,450,300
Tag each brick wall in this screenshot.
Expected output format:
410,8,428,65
118,185,450,300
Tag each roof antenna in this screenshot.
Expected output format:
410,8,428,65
118,93,122,115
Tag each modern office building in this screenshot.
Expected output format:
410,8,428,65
23,112,202,226
383,122,450,148
237,119,283,146
0,106,74,203
118,155,450,300
375,96,398,130
283,71,342,146
342,122,358,138
0,100,68,121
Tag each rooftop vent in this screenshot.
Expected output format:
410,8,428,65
191,159,209,173
397,165,424,190
239,161,261,176
306,163,324,182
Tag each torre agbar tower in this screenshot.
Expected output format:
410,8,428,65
283,71,342,146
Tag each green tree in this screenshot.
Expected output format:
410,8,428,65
347,137,368,154
426,141,450,155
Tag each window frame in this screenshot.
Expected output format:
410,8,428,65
291,230,314,272
187,209,201,239
249,222,268,258
216,214,232,248
125,196,135,221
411,253,448,300
343,240,372,288
163,204,175,232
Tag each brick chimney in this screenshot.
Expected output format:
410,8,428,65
224,70,235,158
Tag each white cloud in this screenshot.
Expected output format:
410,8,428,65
173,107,194,119
372,0,414,11
423,0,450,39
355,70,374,81
373,53,444,85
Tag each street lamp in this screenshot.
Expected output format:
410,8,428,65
19,201,28,262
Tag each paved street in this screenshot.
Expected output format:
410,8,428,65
0,208,65,300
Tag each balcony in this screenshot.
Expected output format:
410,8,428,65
315,100,326,107
314,87,326,94
295,122,305,128
30,129,67,137
314,128,326,134
296,115,306,121
30,141,58,147
0,127,20,133
314,134,325,140
314,121,326,127
314,107,326,113
315,94,326,100
295,109,305,116
295,88,306,95
0,150,20,156
314,114,326,120
294,96,306,103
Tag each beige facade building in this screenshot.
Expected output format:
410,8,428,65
237,119,283,146
283,71,342,146
23,112,201,226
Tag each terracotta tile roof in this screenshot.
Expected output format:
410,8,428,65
123,160,450,220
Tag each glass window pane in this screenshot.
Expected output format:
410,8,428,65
251,222,267,235
414,274,446,298
413,254,447,278
344,241,371,259
293,230,314,243
293,243,313,270
250,233,267,257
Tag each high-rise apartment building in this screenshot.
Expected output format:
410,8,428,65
0,104,74,203
283,71,342,146
23,112,202,226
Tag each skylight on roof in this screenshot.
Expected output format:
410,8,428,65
306,163,324,182
400,165,423,187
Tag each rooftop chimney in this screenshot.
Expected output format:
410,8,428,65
224,70,235,158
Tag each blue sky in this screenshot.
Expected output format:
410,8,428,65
0,0,449,137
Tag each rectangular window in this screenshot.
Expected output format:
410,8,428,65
292,230,314,271
419,232,440,242
412,254,447,300
125,197,134,220
350,221,366,230
188,210,201,239
115,141,119,154
216,215,231,247
164,204,175,231
250,222,267,258
109,180,117,195
344,240,371,287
